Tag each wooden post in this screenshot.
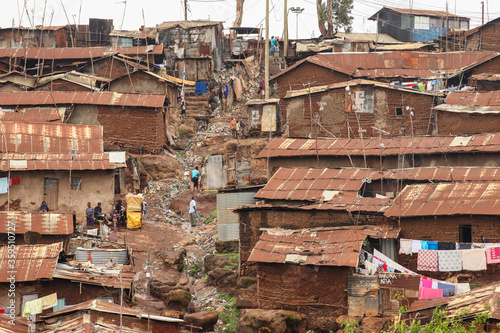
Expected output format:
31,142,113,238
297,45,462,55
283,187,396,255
265,0,270,99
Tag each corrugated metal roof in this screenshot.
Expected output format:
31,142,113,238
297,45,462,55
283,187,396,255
0,212,73,234
257,134,500,159
0,45,164,59
369,6,469,20
0,314,29,333
0,242,62,282
157,20,221,31
272,51,498,81
334,32,402,43
470,73,500,82
41,299,184,323
444,91,500,106
0,122,103,154
248,226,399,267
0,107,64,122
53,263,134,289
302,196,393,213
433,104,500,114
109,28,157,39
374,43,436,51
0,91,166,108
385,182,500,217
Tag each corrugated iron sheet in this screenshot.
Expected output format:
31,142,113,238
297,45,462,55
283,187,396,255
0,152,123,171
303,196,392,213
377,6,468,18
53,264,134,289
258,134,500,159
378,273,421,290
0,91,166,108
433,104,500,114
0,313,29,332
0,122,103,154
471,73,500,82
0,45,163,59
248,226,399,267
385,182,500,217
0,212,73,234
0,107,64,122
0,242,62,282
444,91,500,106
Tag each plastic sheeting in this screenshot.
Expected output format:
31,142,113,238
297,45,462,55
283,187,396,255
125,193,143,212
127,211,142,229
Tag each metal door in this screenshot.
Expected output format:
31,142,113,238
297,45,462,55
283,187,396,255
43,178,59,210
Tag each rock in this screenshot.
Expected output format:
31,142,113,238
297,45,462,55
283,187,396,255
237,309,306,333
179,123,196,139
133,293,166,313
204,254,235,272
178,276,189,285
306,317,339,332
215,240,239,253
238,276,257,289
207,268,234,282
168,289,192,307
137,153,183,180
184,311,219,331
235,287,258,309
163,248,186,271
336,315,362,326
149,276,179,299
361,317,392,333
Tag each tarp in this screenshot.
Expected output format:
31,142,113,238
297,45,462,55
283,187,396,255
125,193,143,212
126,211,142,229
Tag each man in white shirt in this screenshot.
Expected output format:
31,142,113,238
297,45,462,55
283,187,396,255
189,197,197,227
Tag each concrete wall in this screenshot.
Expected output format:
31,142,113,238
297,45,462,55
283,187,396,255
257,263,350,318
0,170,115,222
283,86,435,138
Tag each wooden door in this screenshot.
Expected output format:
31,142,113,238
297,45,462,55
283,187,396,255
43,178,59,211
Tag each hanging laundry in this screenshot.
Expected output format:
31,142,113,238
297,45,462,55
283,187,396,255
437,283,456,297
399,239,412,255
23,298,43,317
486,247,500,264
453,283,471,295
417,250,439,272
195,82,208,94
472,243,486,249
0,177,7,194
438,250,462,272
419,287,443,300
428,241,438,250
374,249,417,275
462,249,487,271
412,240,422,253
224,83,228,99
420,277,432,288
458,243,472,250
9,177,20,186
437,242,455,250
365,261,378,275
41,293,58,310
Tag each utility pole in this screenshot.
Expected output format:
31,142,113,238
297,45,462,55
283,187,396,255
290,7,304,39
265,0,270,99
284,0,288,57
184,0,188,21
445,1,449,52
482,1,484,25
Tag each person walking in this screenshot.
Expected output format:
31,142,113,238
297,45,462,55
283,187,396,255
86,202,95,226
189,197,197,227
191,166,200,193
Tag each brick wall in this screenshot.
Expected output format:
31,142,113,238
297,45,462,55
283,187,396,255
472,54,500,74
284,86,435,138
257,263,350,318
238,209,383,276
466,22,500,52
436,111,500,135
97,106,166,153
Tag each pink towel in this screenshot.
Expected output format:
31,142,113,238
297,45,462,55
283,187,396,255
419,287,444,300
486,247,500,264
420,277,432,288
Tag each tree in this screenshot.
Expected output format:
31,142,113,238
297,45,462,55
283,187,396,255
234,0,245,27
316,0,354,38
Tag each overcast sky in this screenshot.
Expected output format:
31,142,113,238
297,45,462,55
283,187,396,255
3,0,500,39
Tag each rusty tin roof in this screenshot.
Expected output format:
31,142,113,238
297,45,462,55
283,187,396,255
303,196,393,213
0,122,103,154
385,182,500,217
53,263,135,289
0,242,62,282
0,45,163,59
0,212,73,234
369,7,469,20
443,91,500,106
0,91,166,108
272,51,498,81
0,107,64,122
257,134,500,159
248,226,399,267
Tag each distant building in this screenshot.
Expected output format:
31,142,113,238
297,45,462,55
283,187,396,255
369,7,469,43
464,17,500,52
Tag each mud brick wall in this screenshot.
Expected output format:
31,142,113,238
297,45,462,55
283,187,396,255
436,111,500,135
466,22,500,52
472,54,500,74
238,209,384,276
97,106,166,153
257,263,350,318
283,87,435,138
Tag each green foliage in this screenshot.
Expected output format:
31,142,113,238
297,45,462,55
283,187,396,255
217,293,239,333
216,253,239,262
341,320,362,333
189,260,204,278
203,210,217,224
223,264,238,270
470,282,483,290
382,305,491,333
332,0,354,33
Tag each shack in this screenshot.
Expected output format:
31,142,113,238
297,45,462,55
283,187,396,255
245,99,280,134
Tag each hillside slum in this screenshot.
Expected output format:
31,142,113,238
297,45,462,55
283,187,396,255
4,9,500,333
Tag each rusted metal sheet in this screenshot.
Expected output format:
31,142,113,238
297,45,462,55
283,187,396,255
0,152,124,171
304,196,392,213
258,134,500,158
0,91,166,108
385,182,500,217
0,242,62,282
348,275,380,317
248,226,399,267
0,45,163,59
0,212,73,235
444,91,500,106
0,107,64,122
53,264,134,289
378,273,421,290
0,313,29,332
272,51,498,82
0,122,103,154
